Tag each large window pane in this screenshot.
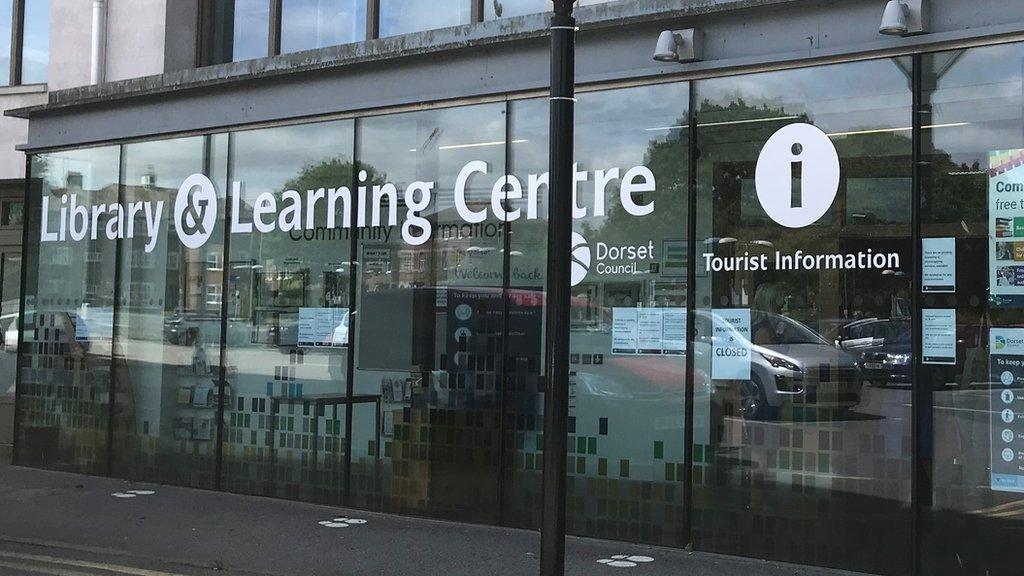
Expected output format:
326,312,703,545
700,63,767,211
565,84,691,547
18,147,121,474
221,120,355,503
692,59,913,574
281,0,365,53
233,0,270,62
485,0,613,20
922,43,1024,576
110,136,228,488
379,0,469,38
351,103,509,521
21,0,49,84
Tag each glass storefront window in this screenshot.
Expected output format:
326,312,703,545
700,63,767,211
18,146,121,474
922,43,1024,576
221,120,355,503
692,59,914,574
110,136,228,487
564,83,691,546
351,103,511,521
281,0,366,53
379,0,469,38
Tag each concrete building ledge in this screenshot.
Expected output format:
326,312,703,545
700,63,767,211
0,84,47,98
4,0,800,119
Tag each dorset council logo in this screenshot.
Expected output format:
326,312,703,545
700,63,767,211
755,123,840,228
571,232,591,287
175,174,218,249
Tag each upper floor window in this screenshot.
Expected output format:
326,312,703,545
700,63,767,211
0,0,49,85
203,0,612,65
378,0,468,37
281,0,366,53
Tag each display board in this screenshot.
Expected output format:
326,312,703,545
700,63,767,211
989,149,1024,306
990,328,1024,493
297,307,349,347
611,307,686,355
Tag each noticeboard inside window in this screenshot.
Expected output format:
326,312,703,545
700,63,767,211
254,270,308,309
989,149,1024,307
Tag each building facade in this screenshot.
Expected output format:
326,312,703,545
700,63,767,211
7,1,1024,574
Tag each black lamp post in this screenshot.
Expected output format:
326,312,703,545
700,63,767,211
540,1,575,575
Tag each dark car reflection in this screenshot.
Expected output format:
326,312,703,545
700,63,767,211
839,318,912,387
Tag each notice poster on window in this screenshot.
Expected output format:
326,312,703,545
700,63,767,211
712,308,751,380
297,307,348,347
922,309,956,365
922,237,956,293
990,328,1024,492
662,309,687,354
989,150,1024,304
611,308,686,355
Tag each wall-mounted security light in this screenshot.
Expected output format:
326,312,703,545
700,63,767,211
879,0,926,36
653,29,704,63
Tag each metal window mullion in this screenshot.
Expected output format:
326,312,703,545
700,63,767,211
214,133,234,491
471,0,483,23
106,144,128,476
910,52,933,576
268,0,282,56
366,0,379,40
9,0,24,85
682,83,698,548
343,119,360,505
11,153,32,466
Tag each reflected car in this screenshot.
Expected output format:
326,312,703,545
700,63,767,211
844,319,912,387
698,311,863,420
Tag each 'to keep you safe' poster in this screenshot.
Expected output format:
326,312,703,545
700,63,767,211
990,328,1024,493
989,149,1024,306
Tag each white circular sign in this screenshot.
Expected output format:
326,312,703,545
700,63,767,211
1003,408,1016,424
755,123,840,228
1004,429,1016,444
174,174,219,249
570,232,591,287
1003,448,1016,463
454,304,473,321
1003,389,1016,405
1002,370,1015,386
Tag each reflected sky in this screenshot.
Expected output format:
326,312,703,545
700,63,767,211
281,0,366,52
485,0,616,19
233,0,270,61
21,0,48,84
379,0,469,37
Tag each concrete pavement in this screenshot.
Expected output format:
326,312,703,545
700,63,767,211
0,461,866,576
